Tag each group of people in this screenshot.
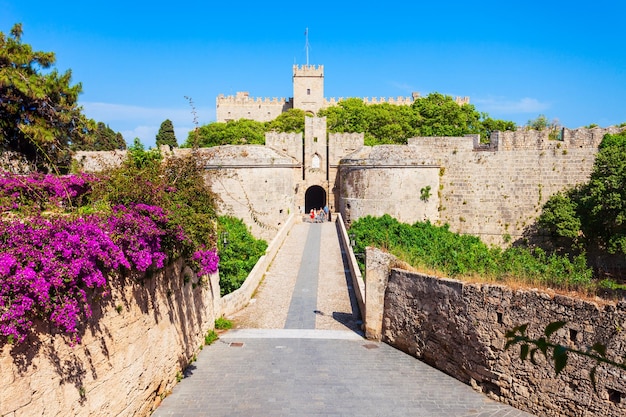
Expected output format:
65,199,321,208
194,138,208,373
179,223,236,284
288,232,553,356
309,205,331,223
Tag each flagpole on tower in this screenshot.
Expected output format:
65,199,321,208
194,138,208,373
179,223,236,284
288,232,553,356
304,27,309,66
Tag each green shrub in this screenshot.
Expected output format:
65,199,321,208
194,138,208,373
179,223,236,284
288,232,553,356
216,216,267,295
204,330,218,345
349,215,595,292
88,149,219,261
215,317,233,330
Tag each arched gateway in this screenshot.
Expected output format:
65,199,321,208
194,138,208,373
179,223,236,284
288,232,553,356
305,185,326,213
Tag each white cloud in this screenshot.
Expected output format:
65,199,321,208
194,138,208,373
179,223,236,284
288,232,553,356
81,102,215,148
473,97,551,114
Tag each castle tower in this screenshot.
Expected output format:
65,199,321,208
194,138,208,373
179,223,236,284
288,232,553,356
293,65,324,115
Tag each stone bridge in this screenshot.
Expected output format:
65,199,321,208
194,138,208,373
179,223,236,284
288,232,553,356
151,217,533,416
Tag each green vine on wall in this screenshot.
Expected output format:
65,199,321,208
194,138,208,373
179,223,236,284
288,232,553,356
505,321,626,393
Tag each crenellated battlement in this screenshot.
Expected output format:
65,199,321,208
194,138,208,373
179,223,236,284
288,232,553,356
217,92,289,106
216,92,293,122
293,64,324,76
406,126,625,153
324,94,469,107
489,126,623,151
218,93,470,113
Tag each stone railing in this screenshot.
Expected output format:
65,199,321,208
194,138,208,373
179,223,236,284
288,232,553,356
220,213,297,317
364,247,626,417
334,213,365,316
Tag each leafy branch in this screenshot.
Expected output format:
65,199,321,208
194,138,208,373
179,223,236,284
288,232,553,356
505,321,626,391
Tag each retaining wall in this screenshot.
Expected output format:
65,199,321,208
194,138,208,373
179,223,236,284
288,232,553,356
365,247,626,416
0,259,220,417
0,214,298,416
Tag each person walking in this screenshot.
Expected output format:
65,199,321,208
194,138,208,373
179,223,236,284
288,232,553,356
323,204,330,222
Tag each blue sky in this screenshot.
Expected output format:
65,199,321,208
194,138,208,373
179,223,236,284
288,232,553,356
2,1,625,148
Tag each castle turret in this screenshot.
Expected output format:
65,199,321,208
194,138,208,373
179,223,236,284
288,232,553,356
293,65,324,115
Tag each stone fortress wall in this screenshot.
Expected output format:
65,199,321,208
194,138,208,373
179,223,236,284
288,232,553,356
75,123,624,246
338,125,623,246
416,126,621,245
78,62,625,246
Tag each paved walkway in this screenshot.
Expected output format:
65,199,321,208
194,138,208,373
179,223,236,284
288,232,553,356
152,221,534,417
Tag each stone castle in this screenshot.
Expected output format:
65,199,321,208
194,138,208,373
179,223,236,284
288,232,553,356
76,63,623,248
216,64,470,122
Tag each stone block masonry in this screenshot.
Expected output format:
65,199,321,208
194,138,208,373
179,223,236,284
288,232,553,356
216,92,293,122
367,247,626,417
342,126,624,246
73,122,625,249
0,259,220,417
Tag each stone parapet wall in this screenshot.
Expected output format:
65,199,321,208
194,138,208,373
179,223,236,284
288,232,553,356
0,259,220,417
493,127,622,151
368,248,626,417
73,150,127,172
335,213,365,317
221,213,297,317
266,132,303,160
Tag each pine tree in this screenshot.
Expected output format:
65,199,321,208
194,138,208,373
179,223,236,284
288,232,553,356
72,122,126,151
0,23,93,172
156,119,177,148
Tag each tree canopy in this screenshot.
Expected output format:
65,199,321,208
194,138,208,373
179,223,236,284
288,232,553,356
266,108,306,133
156,119,178,148
0,23,93,172
538,130,626,258
192,94,517,148
72,122,126,151
319,98,419,145
184,118,267,147
318,94,516,145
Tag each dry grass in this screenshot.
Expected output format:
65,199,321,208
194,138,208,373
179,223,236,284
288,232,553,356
390,261,618,306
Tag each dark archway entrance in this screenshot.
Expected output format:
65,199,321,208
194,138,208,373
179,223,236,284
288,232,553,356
305,185,326,213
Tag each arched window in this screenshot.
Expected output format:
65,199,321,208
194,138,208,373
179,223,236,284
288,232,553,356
312,153,321,169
